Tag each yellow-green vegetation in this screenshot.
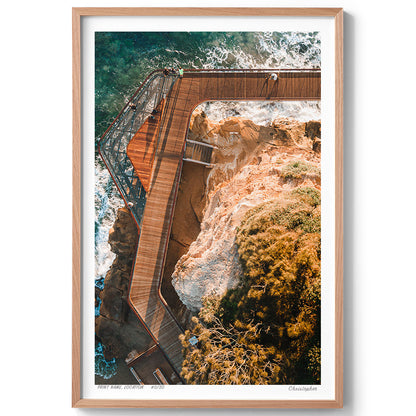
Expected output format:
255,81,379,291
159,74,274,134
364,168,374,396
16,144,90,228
180,187,321,385
281,161,320,179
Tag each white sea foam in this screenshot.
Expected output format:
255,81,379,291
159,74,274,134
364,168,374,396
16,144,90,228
200,101,321,126
95,342,117,379
200,32,321,70
95,161,123,283
258,32,321,68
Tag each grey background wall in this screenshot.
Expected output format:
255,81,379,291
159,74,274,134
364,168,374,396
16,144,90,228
1,1,414,414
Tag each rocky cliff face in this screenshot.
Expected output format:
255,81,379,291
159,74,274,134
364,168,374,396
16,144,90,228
172,110,321,311
95,207,152,360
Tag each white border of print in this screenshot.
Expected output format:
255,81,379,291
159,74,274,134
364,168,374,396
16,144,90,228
81,15,335,401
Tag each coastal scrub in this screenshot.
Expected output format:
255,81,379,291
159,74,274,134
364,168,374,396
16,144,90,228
180,189,321,384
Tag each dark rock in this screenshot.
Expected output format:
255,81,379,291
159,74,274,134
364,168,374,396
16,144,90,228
305,120,321,139
95,207,152,360
96,315,151,359
313,138,321,154
99,286,124,322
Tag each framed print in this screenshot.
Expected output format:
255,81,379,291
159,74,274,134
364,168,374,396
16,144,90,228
72,7,343,408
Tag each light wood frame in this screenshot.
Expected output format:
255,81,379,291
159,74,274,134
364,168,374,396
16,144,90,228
72,7,343,408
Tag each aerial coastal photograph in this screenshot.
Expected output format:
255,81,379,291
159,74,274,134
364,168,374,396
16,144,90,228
95,32,322,386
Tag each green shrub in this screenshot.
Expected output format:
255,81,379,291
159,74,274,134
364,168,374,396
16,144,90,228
281,161,320,179
291,187,321,207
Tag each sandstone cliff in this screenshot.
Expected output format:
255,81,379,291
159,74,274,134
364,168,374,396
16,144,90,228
172,110,321,311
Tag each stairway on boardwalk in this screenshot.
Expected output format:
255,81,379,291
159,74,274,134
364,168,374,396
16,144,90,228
183,139,214,166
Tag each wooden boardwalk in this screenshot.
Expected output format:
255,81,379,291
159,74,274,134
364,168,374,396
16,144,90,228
127,70,321,376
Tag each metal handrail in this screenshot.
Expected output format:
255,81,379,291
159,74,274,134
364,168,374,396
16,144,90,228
184,68,321,74
98,71,178,229
185,138,214,148
99,71,177,149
